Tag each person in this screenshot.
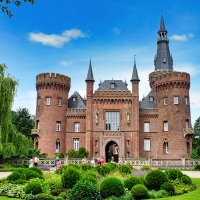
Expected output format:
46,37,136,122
34,156,39,167
54,157,59,167
118,158,122,165
99,156,105,165
29,158,34,168
111,156,114,163
82,157,87,164
90,158,96,166
56,158,62,169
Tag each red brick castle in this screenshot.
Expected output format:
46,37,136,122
32,16,193,161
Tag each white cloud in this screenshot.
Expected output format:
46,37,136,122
59,61,73,67
29,29,88,48
188,33,194,38
170,34,187,41
113,27,121,34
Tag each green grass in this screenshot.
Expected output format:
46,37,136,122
0,197,19,200
157,178,200,200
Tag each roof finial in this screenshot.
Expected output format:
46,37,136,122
134,55,136,66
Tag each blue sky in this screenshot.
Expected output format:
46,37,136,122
0,0,199,125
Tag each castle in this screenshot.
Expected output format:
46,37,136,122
32,16,193,161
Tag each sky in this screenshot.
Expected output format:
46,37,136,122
0,0,199,126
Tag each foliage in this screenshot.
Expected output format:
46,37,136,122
148,189,169,199
140,165,151,171
194,164,200,170
164,169,183,180
124,176,143,190
146,169,168,190
34,193,55,200
28,166,43,176
100,177,125,198
0,0,35,18
21,169,42,181
66,147,89,158
61,167,82,189
96,163,112,176
192,116,200,157
69,179,101,200
131,184,148,199
181,174,192,185
11,108,35,137
7,171,21,182
118,164,132,175
25,178,42,195
160,182,175,194
50,183,64,196
80,163,94,171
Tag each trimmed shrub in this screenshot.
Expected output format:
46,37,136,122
7,171,21,181
25,181,42,195
194,164,200,171
141,165,151,171
164,169,183,180
70,180,101,200
146,170,168,190
106,162,119,171
34,193,55,200
96,164,112,176
124,176,143,190
181,174,192,185
29,166,43,176
21,169,42,181
119,164,131,175
100,177,124,198
160,182,175,194
61,167,82,189
140,177,148,187
50,184,64,196
81,163,94,171
131,184,148,199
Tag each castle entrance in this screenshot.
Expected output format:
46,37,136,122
105,141,119,163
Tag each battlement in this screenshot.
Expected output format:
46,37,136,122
66,108,86,118
66,108,86,113
94,90,131,96
36,72,71,86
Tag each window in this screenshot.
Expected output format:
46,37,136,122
105,111,120,131
110,83,115,89
36,120,39,129
72,97,77,101
37,98,40,106
163,141,168,154
185,120,189,129
187,142,190,154
149,96,154,101
95,140,98,147
184,97,188,105
127,152,130,159
163,121,168,131
144,139,150,151
95,152,98,157
74,138,79,150
174,96,178,104
127,140,130,147
74,123,80,132
144,122,150,132
58,98,61,106
162,56,166,63
164,97,168,105
56,121,61,131
46,97,51,105
55,140,60,153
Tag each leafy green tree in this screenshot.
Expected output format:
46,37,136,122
66,147,89,158
11,108,35,137
0,0,35,18
0,64,33,158
191,117,200,158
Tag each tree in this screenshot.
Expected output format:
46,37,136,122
191,117,200,158
11,108,35,137
0,64,33,158
0,0,35,18
66,147,89,158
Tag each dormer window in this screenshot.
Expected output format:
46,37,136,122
162,57,166,63
72,97,77,102
149,96,154,101
110,83,115,89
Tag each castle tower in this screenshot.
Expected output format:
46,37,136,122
32,73,71,156
130,56,140,157
85,59,95,156
149,16,193,158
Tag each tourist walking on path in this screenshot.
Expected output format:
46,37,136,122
29,159,34,168
34,156,39,167
56,158,62,169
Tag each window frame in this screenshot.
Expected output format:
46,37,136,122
72,97,77,102
144,122,150,132
74,122,80,132
144,138,150,151
174,96,178,105
74,138,80,150
164,97,168,105
37,98,40,106
105,111,120,131
149,96,154,101
46,97,51,105
184,97,188,105
58,98,62,106
163,121,168,132
110,83,115,89
56,121,61,132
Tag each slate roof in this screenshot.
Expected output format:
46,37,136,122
158,15,167,33
68,91,86,109
131,57,140,81
97,80,129,91
85,59,95,82
139,90,157,109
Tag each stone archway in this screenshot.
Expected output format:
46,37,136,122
105,141,119,163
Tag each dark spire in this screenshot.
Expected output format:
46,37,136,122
131,55,140,81
85,57,95,82
154,15,173,71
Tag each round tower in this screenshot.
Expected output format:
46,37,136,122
34,72,71,157
149,70,192,158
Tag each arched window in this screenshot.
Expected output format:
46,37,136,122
187,142,190,154
163,139,168,154
56,139,60,153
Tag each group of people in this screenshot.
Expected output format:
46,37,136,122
29,156,39,168
54,157,62,169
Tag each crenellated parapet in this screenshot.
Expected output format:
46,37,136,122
94,90,131,96
36,73,71,91
149,70,190,92
139,108,158,119
66,108,86,118
93,98,132,104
